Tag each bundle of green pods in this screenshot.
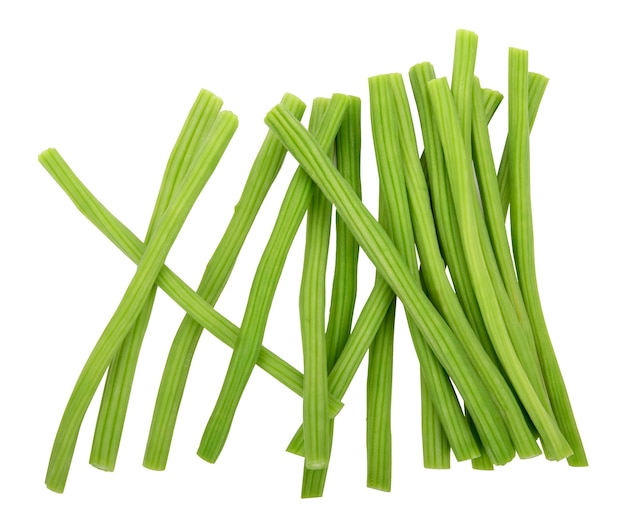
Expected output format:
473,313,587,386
41,29,587,498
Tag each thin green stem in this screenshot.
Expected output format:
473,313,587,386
196,95,349,464
451,29,478,155
41,110,238,493
508,48,587,465
143,93,306,471
421,371,450,469
325,97,362,370
467,412,494,470
300,102,334,470
499,72,550,215
300,97,361,498
418,268,451,468
471,75,549,411
482,88,504,121
365,183,396,490
366,295,395,490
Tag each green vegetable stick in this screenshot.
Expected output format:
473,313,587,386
366,192,396,491
451,30,478,155
418,269,450,469
41,110,238,493
143,93,306,471
499,72,549,216
265,103,515,465
420,373,450,469
508,48,587,466
386,73,540,460
196,95,349,464
39,151,343,424
300,100,334,470
325,96,362,370
300,96,361,498
91,89,223,472
482,88,504,119
426,77,572,461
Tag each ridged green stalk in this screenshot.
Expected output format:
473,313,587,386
300,99,334,470
366,283,395,490
508,48,587,466
301,97,361,498
498,72,550,215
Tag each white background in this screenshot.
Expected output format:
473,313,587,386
1,0,624,530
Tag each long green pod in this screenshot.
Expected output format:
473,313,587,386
300,97,361,498
90,89,223,472
143,93,306,471
370,74,481,464
451,29,478,155
482,88,503,120
418,269,450,469
420,374,450,468
40,150,343,420
41,110,238,493
196,95,349,464
387,73,539,459
265,104,515,465
365,185,396,490
300,99,334,470
426,78,572,461
325,96,362,369
499,72,549,215
508,48,587,466
366,283,395,490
